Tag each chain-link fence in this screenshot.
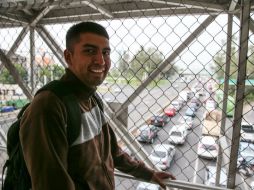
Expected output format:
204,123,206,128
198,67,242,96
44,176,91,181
0,0,254,189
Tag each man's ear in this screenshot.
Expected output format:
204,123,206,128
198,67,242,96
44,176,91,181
64,49,72,66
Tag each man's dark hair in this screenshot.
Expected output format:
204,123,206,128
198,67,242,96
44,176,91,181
66,21,109,51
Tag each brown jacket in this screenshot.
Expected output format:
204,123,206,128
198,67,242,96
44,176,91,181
20,69,154,190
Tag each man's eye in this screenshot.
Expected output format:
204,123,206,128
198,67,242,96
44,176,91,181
103,50,110,56
84,49,95,54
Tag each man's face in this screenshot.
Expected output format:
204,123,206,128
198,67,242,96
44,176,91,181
64,33,111,88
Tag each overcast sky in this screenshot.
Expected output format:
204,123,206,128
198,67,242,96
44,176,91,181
0,14,253,75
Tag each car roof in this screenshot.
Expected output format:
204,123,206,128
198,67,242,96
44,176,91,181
241,121,252,126
239,142,254,152
183,116,192,119
200,136,216,144
140,125,150,130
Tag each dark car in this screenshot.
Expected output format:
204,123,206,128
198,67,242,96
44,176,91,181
237,142,254,176
187,102,198,111
137,125,159,144
150,115,169,127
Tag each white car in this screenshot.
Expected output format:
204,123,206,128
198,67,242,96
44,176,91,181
136,182,161,190
205,100,216,111
178,115,194,129
171,100,182,111
197,136,218,159
205,166,227,187
240,121,254,143
149,144,176,170
251,181,254,190
114,88,121,93
168,124,188,144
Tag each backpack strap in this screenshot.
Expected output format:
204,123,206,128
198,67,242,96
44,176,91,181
93,92,104,111
36,80,81,146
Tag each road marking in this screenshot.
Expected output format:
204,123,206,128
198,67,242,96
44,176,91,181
193,156,199,183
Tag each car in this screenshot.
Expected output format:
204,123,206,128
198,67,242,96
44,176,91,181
176,97,186,107
237,142,254,168
237,155,254,176
205,99,216,111
149,144,176,170
186,91,195,100
0,106,15,113
164,107,176,117
205,166,227,187
168,124,188,145
114,87,121,93
197,136,218,160
150,115,169,127
178,116,193,130
191,97,201,107
171,100,182,111
251,181,254,190
137,125,159,144
240,121,254,143
188,102,198,111
136,182,162,190
185,107,196,118
179,91,188,102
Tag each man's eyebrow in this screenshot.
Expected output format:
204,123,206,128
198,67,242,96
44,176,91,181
82,44,111,51
82,44,97,49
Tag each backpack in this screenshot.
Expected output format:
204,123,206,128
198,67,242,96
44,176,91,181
1,80,103,190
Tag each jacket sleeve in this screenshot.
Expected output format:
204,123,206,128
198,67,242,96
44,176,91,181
20,91,75,190
108,125,155,181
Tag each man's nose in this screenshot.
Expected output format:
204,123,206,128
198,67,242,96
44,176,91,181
94,52,105,65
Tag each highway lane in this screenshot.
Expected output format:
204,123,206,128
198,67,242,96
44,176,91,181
1,80,253,189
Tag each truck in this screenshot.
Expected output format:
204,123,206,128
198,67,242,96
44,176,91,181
202,109,222,137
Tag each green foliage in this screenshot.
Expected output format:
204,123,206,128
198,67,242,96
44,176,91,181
0,64,28,84
115,46,178,81
213,37,254,102
38,64,65,83
212,36,254,80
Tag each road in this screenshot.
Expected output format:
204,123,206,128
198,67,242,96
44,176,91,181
0,81,253,190
104,82,253,190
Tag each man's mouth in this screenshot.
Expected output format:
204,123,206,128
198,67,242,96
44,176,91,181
90,68,105,73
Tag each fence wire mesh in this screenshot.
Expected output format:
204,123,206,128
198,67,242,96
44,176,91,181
0,0,254,189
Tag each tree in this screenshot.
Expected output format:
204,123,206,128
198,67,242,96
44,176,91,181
0,63,28,84
129,46,178,80
117,50,130,76
39,64,65,84
212,36,254,80
129,46,164,80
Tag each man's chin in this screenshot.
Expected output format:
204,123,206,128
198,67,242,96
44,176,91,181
90,79,104,87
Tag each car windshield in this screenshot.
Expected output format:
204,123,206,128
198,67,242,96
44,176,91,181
242,125,254,133
240,143,254,154
202,144,217,150
140,130,149,137
245,156,254,165
152,150,166,158
171,131,182,137
152,116,162,121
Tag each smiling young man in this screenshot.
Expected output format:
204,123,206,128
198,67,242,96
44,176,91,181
20,22,175,190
